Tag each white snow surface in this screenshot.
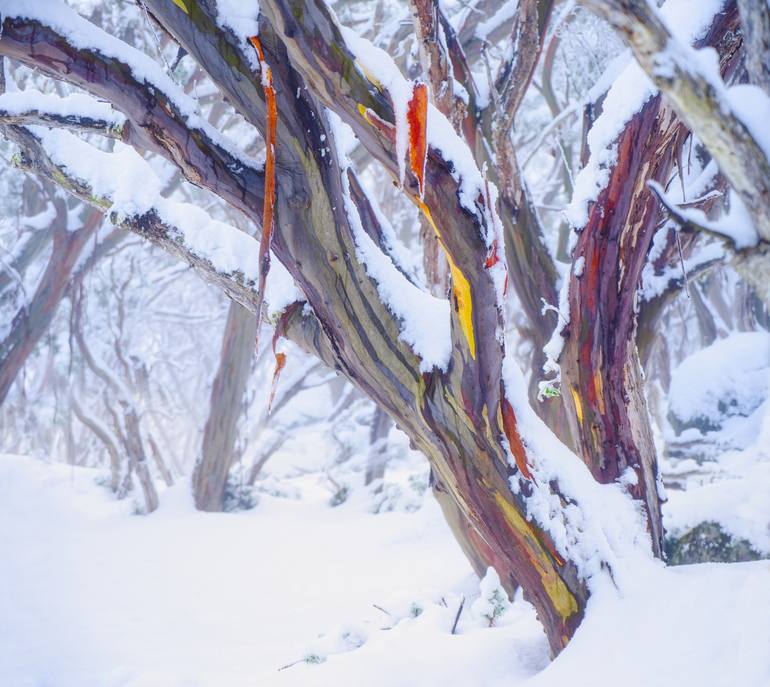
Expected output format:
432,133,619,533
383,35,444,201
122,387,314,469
727,83,770,163
214,0,262,69
1,452,769,687
264,255,304,318
668,332,770,428
664,447,770,555
215,0,261,40
0,89,126,127
662,333,770,554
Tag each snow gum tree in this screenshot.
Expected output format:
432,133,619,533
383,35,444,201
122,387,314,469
1,0,768,655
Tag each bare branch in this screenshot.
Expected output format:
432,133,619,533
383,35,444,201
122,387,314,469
457,0,519,63
495,0,555,132
648,179,770,314
410,0,465,128
648,180,755,248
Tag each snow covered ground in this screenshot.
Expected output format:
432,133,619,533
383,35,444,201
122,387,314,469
1,451,768,687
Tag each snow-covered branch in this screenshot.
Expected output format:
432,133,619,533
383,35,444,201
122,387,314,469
0,1,265,221
0,90,127,139
582,0,770,241
648,180,757,250
8,124,264,314
647,179,770,313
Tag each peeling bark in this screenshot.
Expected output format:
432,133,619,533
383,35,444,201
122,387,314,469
559,5,742,555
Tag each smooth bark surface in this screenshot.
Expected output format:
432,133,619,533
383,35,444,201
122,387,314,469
193,302,257,511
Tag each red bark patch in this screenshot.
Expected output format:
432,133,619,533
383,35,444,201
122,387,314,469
484,240,500,268
407,82,428,197
271,301,304,353
357,105,396,142
501,395,533,480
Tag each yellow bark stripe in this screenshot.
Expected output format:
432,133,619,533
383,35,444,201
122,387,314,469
593,369,605,415
570,387,584,425
355,100,476,359
172,0,189,13
494,492,579,622
419,201,476,359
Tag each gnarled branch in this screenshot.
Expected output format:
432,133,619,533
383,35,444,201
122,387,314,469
582,0,770,241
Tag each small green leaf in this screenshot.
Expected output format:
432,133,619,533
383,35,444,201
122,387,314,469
542,385,561,399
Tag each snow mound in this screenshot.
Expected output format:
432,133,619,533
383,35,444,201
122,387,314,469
668,332,770,433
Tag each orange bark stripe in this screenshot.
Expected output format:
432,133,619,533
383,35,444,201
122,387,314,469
500,395,533,480
267,351,287,414
248,36,277,299
407,82,428,197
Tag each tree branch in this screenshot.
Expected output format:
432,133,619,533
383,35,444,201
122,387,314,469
0,89,126,138
0,7,265,221
410,0,466,129
582,0,770,241
495,0,554,133
648,180,756,248
7,124,263,313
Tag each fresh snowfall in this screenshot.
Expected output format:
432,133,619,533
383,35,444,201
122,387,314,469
0,0,769,686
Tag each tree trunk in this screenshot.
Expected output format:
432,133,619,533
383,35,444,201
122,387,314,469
364,405,391,486
0,202,102,405
558,5,742,556
123,405,159,514
0,1,673,655
192,301,257,511
71,393,122,492
559,95,683,556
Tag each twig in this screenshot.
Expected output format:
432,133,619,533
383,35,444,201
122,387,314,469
277,659,304,672
451,595,465,635
648,180,742,247
675,229,690,299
